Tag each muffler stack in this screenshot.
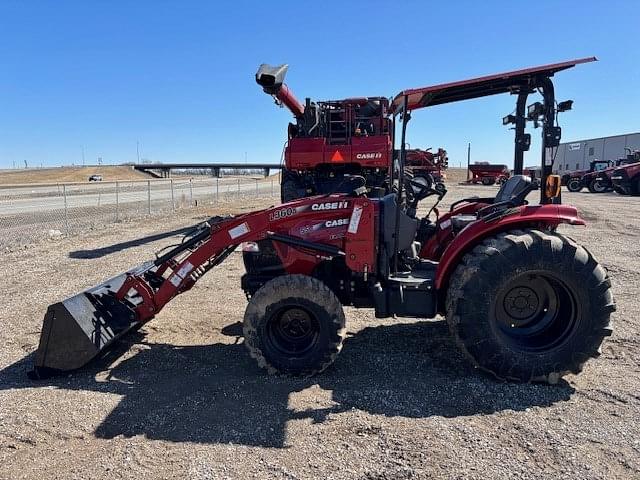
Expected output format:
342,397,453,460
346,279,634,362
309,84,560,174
30,263,154,378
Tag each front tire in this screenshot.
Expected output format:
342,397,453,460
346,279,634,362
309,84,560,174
446,229,614,383
481,177,495,186
566,178,583,192
243,275,346,376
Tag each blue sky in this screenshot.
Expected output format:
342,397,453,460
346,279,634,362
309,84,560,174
1,1,638,169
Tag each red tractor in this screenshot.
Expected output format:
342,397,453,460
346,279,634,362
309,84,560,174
30,58,614,386
562,159,611,192
611,148,640,195
467,163,510,185
581,154,639,193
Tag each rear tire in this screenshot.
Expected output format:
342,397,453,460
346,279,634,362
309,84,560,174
446,229,614,383
633,176,640,196
588,178,607,193
566,178,583,192
243,275,346,376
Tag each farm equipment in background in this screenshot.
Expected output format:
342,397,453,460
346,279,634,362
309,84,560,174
583,152,640,193
562,159,611,192
256,65,448,202
256,64,393,202
31,57,614,387
404,147,448,193
611,148,640,195
467,163,510,185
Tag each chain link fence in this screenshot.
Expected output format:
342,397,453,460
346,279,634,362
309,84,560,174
0,176,280,249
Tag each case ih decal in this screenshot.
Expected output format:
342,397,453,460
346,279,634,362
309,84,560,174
311,201,349,211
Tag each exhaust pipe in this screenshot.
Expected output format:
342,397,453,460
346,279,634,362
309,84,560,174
29,262,155,379
256,63,305,118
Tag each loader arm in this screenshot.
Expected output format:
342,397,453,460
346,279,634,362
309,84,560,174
31,195,375,377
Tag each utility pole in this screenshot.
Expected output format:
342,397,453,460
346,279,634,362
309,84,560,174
137,141,140,164
82,145,85,166
466,142,471,180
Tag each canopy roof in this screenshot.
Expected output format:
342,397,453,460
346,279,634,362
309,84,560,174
391,57,596,113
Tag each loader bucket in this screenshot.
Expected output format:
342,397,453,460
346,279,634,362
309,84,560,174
30,263,154,379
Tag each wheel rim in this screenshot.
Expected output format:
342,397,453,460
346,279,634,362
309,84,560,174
593,180,606,192
265,306,320,357
568,180,580,191
493,272,579,352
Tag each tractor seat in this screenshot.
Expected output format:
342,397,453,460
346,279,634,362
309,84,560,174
493,175,534,205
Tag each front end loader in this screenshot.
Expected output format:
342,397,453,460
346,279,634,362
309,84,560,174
31,57,614,384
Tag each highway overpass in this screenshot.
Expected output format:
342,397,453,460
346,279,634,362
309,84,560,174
133,163,283,178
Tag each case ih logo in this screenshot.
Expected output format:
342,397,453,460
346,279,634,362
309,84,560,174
356,152,383,160
311,201,349,211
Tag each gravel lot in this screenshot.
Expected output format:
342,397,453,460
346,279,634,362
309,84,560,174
0,185,638,479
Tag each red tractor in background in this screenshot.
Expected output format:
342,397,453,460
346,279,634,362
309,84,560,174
562,159,611,192
611,148,640,195
467,163,510,185
582,153,639,193
30,57,615,387
256,65,448,202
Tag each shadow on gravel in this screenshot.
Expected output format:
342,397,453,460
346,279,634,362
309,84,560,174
0,321,574,448
68,226,192,259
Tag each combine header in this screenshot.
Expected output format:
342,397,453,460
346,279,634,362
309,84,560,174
32,57,614,384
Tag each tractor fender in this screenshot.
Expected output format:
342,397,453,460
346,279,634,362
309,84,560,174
434,204,585,292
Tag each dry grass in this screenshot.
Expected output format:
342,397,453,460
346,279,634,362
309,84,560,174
0,166,152,185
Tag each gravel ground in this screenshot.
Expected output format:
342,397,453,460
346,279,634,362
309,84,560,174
0,185,638,479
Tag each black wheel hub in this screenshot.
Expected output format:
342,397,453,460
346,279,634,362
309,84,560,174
266,306,319,356
494,272,579,352
503,286,540,322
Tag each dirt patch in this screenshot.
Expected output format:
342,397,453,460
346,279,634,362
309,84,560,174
0,185,638,479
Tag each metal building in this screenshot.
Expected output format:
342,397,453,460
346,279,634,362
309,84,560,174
548,132,640,174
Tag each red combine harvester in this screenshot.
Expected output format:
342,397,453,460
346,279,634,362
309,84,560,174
256,64,393,202
31,57,615,385
467,163,510,185
256,65,448,201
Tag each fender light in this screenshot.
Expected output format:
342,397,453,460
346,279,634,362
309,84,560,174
546,175,562,198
